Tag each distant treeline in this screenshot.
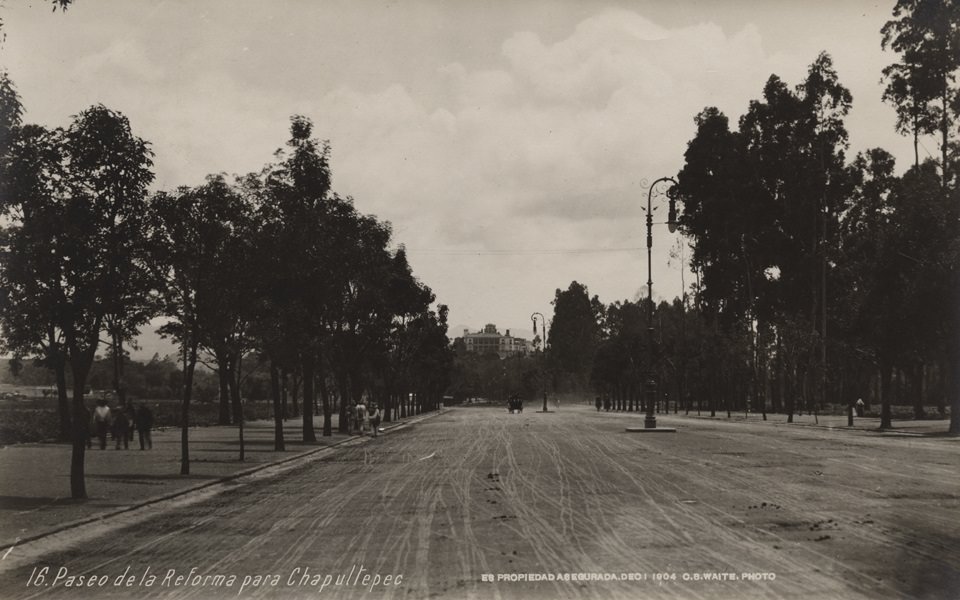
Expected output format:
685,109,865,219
1,355,273,403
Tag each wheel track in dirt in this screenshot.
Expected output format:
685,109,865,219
0,406,956,599
670,421,960,575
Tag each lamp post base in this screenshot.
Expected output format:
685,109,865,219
644,416,657,429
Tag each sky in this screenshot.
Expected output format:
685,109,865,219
1,0,919,357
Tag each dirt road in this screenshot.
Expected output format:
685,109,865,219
1,405,957,599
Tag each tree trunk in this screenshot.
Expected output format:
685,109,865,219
290,371,300,418
55,355,70,442
949,383,959,434
217,350,231,425
180,338,199,475
785,356,795,424
67,317,101,499
934,360,945,418
230,357,244,462
338,396,349,433
319,370,333,437
281,368,288,420
337,372,350,434
912,111,919,170
880,359,893,430
382,385,392,423
110,332,127,408
941,87,949,190
948,346,959,435
270,361,285,451
229,353,242,426
301,354,316,442
760,336,768,421
911,363,925,420
69,371,88,499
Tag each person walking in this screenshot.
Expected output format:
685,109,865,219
113,405,130,450
356,400,367,436
361,401,371,436
92,398,112,450
82,405,93,449
369,403,382,437
595,396,602,412
124,405,137,447
135,403,153,450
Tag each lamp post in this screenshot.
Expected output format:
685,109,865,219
643,177,679,429
531,312,548,412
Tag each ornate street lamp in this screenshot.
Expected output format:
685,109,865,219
643,177,679,429
531,312,548,412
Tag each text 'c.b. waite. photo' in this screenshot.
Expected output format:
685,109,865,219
0,1,958,599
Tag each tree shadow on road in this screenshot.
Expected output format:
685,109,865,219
88,473,216,482
0,496,83,510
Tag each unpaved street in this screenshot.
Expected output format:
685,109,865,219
1,405,958,599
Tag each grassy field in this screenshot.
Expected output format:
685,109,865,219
0,396,280,445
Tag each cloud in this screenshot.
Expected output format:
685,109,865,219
3,1,908,332
309,9,784,255
73,37,165,84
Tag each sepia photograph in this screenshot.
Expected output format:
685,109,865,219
0,1,958,598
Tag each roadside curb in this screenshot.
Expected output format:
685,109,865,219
676,413,952,436
4,409,444,550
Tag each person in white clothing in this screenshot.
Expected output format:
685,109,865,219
92,398,112,450
369,403,382,437
356,401,367,435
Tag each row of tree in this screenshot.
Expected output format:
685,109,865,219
539,1,959,433
3,353,300,408
0,84,452,498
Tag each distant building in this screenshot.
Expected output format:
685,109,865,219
460,324,532,358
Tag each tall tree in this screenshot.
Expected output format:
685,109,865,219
327,209,395,432
2,104,154,498
882,62,938,169
676,106,770,328
0,72,22,160
677,54,852,418
881,0,960,433
0,121,73,440
63,105,155,442
882,0,960,189
0,75,72,438
201,176,256,457
405,304,453,413
149,175,242,474
383,247,435,422
548,281,602,391
835,149,906,428
263,115,335,441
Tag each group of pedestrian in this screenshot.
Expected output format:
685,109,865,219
351,400,382,437
87,398,153,451
594,396,616,411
